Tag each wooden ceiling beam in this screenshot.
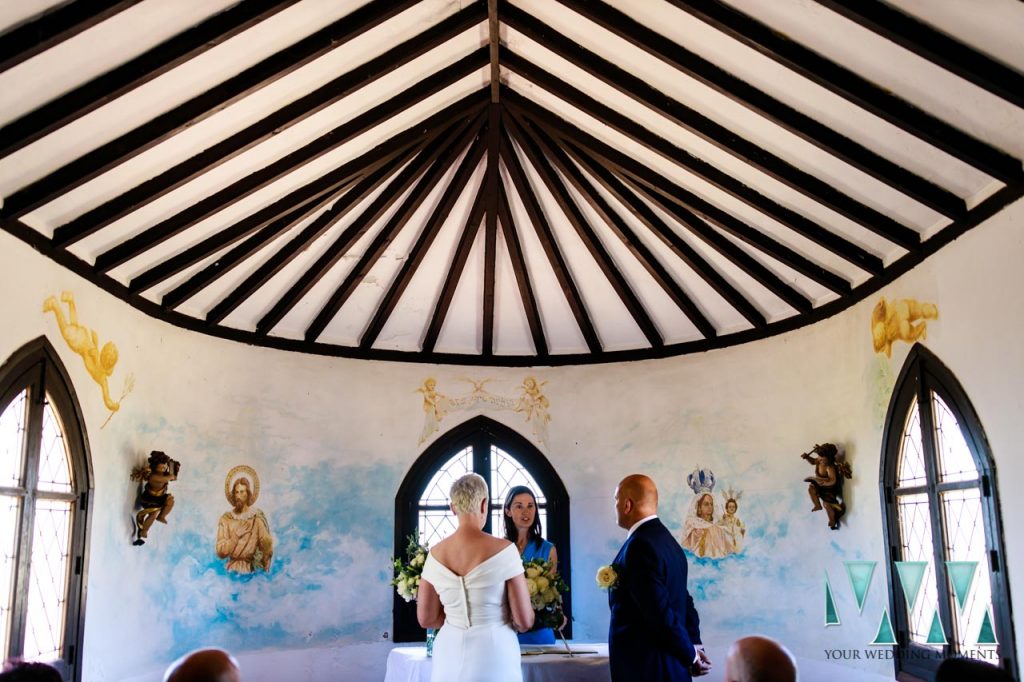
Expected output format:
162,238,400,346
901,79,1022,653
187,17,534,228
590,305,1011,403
0,0,441,220
482,104,502,356
255,103,486,336
91,52,487,273
498,129,601,353
0,0,298,158
303,112,487,343
0,0,141,73
501,12,921,250
47,12,486,246
667,0,1023,183
505,109,664,349
359,136,487,349
421,187,488,355
495,183,548,357
557,0,964,219
515,106,717,339
500,53,886,272
817,0,1024,110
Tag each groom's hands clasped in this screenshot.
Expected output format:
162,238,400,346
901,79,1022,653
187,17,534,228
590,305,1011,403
691,644,712,676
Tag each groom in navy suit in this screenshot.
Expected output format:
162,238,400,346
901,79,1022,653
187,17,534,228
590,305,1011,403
608,474,711,681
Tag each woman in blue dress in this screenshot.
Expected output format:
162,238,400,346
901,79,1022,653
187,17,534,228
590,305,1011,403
503,485,560,645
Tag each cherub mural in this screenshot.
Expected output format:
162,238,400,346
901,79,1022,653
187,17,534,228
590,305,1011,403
217,466,274,574
514,376,550,444
43,291,134,426
871,296,938,357
681,466,732,559
130,451,180,546
417,377,450,444
717,488,746,554
415,376,553,445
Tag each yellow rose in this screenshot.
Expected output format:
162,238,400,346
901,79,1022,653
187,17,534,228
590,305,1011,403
412,552,425,567
526,578,538,596
535,576,549,592
542,587,557,604
525,566,542,579
596,564,618,590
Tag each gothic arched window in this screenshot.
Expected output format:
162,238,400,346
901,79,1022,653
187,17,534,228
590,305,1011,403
393,416,569,642
0,338,91,682
881,344,1016,680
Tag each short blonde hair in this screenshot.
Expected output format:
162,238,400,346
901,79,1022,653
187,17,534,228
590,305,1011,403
450,473,488,514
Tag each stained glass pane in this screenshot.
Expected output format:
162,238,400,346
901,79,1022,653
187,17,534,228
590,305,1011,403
36,397,72,494
0,389,28,487
417,447,472,547
941,488,998,662
490,446,547,540
897,397,927,488
933,393,978,485
24,499,72,661
0,495,20,656
896,492,940,648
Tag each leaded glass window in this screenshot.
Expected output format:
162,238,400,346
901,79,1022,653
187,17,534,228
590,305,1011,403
0,340,90,681
882,345,1016,679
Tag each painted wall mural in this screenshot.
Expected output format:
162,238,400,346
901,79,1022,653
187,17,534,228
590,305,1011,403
217,466,274,574
680,466,746,559
43,290,134,426
417,376,551,445
870,296,939,357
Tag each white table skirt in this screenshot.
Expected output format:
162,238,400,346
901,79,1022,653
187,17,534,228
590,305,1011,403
384,643,611,682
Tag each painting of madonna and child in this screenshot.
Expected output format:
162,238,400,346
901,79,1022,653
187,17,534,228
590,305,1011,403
680,466,745,559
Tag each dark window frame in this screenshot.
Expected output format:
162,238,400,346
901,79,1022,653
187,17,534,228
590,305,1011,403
393,415,570,642
0,337,92,682
880,344,1016,680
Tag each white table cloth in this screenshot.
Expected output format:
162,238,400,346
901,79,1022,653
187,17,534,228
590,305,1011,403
384,643,611,682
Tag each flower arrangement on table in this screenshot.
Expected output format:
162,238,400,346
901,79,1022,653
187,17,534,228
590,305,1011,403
391,535,429,602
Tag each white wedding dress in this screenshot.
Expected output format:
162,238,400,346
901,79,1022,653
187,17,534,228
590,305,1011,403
421,543,525,682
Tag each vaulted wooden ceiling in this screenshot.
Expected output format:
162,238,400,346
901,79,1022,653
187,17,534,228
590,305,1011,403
2,0,1022,365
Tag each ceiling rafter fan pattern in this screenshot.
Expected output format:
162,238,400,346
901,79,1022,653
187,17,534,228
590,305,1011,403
1,0,1021,365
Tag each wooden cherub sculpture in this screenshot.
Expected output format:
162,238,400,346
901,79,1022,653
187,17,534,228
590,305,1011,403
801,443,852,530
130,451,180,545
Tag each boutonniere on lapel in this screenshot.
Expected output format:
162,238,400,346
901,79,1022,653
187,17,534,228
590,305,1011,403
596,563,620,591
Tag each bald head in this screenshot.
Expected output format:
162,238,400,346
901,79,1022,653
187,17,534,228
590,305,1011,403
615,474,659,529
725,636,797,682
164,648,241,682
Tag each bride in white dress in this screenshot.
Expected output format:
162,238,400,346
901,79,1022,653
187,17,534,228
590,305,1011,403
417,473,535,682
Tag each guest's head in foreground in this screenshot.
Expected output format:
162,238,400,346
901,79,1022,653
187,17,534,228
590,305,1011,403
163,648,241,682
936,656,1013,682
0,659,62,682
725,635,797,682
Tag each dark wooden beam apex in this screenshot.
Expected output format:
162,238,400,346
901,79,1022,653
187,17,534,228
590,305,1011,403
0,0,298,158
496,183,548,357
303,113,488,342
500,12,921,250
46,13,487,246
500,70,885,274
360,137,488,349
482,104,502,356
817,0,1024,110
421,189,488,354
666,0,1023,183
504,109,664,349
488,0,500,103
498,129,602,353
0,0,141,74
0,0,435,220
92,53,487,273
558,0,965,219
254,103,486,336
521,110,717,339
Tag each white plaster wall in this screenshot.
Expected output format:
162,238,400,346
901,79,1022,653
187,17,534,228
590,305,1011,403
0,197,1021,681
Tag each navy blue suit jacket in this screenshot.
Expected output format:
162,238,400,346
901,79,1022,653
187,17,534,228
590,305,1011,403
608,517,702,682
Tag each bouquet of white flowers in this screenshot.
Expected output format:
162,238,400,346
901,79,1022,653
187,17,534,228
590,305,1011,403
523,558,567,630
391,535,429,602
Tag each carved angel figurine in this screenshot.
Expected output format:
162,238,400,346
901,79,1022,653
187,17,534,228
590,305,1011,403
129,451,180,545
801,443,852,530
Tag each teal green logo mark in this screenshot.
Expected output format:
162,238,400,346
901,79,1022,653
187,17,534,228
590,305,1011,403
870,609,897,645
825,572,840,626
977,608,998,645
895,561,928,612
946,561,978,612
925,608,947,645
844,561,876,613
